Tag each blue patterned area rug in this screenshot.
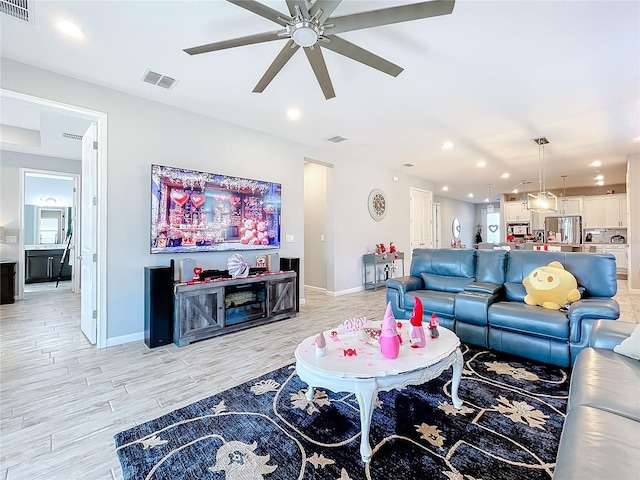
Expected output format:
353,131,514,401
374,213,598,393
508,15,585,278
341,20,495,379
114,345,569,480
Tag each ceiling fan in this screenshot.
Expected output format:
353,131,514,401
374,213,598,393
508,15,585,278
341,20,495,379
184,0,455,99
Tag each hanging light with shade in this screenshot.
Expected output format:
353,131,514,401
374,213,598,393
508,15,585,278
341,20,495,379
561,175,568,214
527,137,558,213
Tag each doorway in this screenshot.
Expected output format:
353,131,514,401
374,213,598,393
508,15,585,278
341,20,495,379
2,88,108,347
21,170,79,294
303,159,334,294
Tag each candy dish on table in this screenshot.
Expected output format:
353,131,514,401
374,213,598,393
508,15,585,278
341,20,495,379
294,318,464,463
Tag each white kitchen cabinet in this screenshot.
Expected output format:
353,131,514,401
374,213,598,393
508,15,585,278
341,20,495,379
504,201,530,222
558,196,583,216
582,194,627,228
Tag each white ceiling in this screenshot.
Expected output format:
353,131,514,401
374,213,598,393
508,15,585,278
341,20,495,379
1,0,638,203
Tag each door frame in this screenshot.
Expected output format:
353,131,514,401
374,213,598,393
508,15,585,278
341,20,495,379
433,202,442,249
19,169,80,289
3,89,108,348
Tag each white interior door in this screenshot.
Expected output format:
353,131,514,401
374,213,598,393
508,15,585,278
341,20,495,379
410,187,433,250
71,176,80,293
80,123,98,344
433,202,442,249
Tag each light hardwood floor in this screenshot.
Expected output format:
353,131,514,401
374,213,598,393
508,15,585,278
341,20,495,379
1,282,638,480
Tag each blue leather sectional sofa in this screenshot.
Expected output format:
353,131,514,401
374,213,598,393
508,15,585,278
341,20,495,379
553,320,639,479
385,248,620,367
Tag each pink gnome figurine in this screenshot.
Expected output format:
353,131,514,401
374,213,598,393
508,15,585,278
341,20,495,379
315,331,327,357
409,297,426,348
429,313,440,339
379,302,401,359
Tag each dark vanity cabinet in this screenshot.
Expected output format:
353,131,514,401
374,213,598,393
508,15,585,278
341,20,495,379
1,261,17,304
25,249,72,283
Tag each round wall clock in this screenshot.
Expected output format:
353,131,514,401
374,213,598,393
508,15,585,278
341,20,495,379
368,188,387,221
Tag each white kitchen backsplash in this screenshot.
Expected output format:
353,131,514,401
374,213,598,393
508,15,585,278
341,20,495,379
584,228,627,244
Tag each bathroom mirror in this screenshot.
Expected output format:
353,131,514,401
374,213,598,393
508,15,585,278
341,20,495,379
452,218,461,238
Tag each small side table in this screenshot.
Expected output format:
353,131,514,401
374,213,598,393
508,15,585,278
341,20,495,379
1,261,17,304
363,252,405,290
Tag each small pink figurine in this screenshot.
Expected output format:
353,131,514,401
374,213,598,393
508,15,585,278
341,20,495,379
379,302,401,359
315,331,327,357
409,297,426,348
429,313,440,339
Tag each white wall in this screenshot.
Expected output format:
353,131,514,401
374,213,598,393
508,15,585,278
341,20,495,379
627,153,639,290
0,150,81,261
434,195,477,248
1,59,440,342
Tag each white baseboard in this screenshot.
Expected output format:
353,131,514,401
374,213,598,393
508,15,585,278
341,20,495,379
303,284,326,293
326,285,365,297
106,331,144,347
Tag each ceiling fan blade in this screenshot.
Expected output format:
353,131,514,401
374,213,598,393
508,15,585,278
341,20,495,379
227,0,291,26
184,31,282,55
327,0,455,35
304,47,336,100
253,40,300,93
322,35,403,77
285,0,308,16
309,0,342,24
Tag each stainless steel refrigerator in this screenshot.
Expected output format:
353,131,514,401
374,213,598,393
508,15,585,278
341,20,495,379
545,216,582,244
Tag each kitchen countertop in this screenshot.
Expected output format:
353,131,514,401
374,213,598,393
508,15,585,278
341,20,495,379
24,244,68,250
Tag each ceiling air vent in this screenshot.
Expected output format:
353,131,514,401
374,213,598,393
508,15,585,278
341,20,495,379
1,0,31,22
142,70,178,90
327,135,348,143
62,132,83,141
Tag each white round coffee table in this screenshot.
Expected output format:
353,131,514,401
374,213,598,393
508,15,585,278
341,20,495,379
294,321,463,463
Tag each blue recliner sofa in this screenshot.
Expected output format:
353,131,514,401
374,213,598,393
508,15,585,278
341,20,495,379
385,248,620,367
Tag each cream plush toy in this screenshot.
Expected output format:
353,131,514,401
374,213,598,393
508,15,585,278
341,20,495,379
523,261,581,310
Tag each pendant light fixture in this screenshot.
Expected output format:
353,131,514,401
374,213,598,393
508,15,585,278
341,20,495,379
520,179,532,208
486,184,494,212
561,175,568,214
527,137,558,213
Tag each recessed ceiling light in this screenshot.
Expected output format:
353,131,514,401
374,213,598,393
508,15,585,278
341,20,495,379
590,160,602,167
442,186,449,191
595,174,604,181
512,189,519,194
442,141,454,150
467,193,474,198
476,161,486,168
286,108,301,121
596,180,604,186
501,173,510,178
56,19,85,39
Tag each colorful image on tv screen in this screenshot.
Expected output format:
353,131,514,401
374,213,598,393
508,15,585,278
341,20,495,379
151,164,281,254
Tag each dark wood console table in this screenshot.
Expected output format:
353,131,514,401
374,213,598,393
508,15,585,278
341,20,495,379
174,271,297,347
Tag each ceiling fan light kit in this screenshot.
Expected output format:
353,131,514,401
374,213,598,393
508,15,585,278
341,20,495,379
184,0,455,99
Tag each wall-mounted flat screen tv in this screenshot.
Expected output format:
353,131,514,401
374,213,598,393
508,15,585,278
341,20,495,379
151,164,281,254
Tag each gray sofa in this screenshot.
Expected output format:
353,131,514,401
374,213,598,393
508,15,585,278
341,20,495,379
385,248,620,367
553,320,640,479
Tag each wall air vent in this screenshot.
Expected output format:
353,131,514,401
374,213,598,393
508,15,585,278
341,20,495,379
62,132,83,141
327,135,348,143
142,69,178,90
1,0,31,22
